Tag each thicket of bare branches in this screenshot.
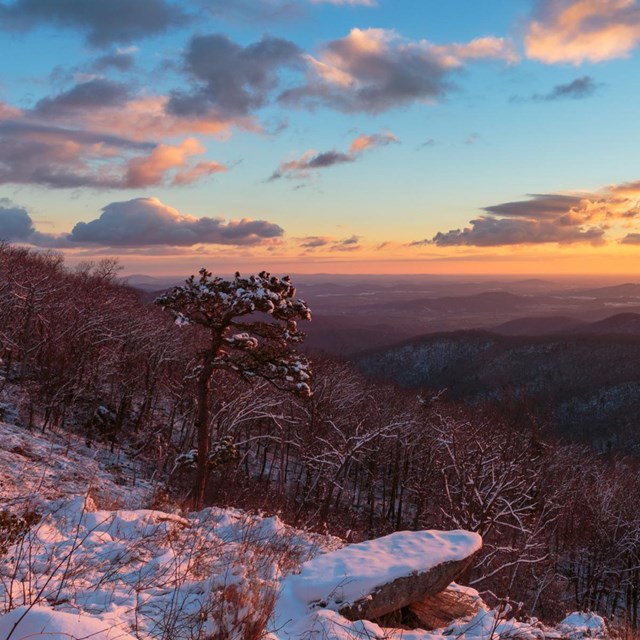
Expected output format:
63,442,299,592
3,244,640,626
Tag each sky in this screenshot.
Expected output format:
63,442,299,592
1,0,640,276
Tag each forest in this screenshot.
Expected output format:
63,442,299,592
2,243,640,628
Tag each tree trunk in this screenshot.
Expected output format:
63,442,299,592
193,351,215,510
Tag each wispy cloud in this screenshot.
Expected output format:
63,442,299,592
512,75,600,102
269,131,397,180
298,233,362,251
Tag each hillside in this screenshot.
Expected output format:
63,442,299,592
1,402,598,640
356,328,640,448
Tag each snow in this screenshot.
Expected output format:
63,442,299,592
280,529,480,612
558,612,608,639
0,605,137,640
0,496,340,640
275,529,481,637
0,417,151,513
0,412,611,640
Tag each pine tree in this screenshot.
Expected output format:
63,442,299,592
156,269,311,509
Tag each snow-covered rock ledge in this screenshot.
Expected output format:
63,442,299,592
276,529,482,634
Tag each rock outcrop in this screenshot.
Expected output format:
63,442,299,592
406,583,482,629
339,553,478,621
278,529,482,628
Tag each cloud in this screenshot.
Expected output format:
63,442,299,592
484,193,585,218
200,0,305,23
33,79,131,117
0,199,35,241
200,0,374,23
540,75,599,99
123,138,226,188
525,0,640,64
270,130,397,180
298,233,362,251
621,233,640,244
310,0,376,4
0,114,226,189
332,234,361,250
0,199,69,247
430,185,640,247
432,216,605,246
168,33,304,120
0,198,284,249
0,0,188,46
92,52,136,73
48,93,256,141
299,236,331,248
0,118,149,188
417,138,436,150
280,28,517,113
68,198,284,247
0,74,239,190
514,75,599,101
349,131,398,154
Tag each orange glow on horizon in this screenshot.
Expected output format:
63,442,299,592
56,242,640,279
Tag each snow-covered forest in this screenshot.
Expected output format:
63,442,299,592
1,243,640,639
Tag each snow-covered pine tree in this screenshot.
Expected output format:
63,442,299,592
155,269,312,509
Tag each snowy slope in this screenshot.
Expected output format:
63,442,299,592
0,418,151,513
0,416,609,640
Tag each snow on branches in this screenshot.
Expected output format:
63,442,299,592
155,269,312,509
156,269,312,396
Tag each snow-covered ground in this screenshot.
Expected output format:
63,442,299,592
0,416,151,513
0,412,610,640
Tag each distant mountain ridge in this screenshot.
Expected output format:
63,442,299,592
491,312,640,336
355,317,640,449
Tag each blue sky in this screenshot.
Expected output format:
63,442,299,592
1,0,640,275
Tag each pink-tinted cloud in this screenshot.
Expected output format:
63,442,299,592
0,91,230,189
349,131,398,154
429,182,640,247
3,196,283,249
432,216,605,246
69,197,284,247
280,28,517,113
525,0,640,64
298,234,362,252
124,138,226,188
270,130,397,180
29,78,257,142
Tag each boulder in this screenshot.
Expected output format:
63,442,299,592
339,553,478,621
279,529,482,625
406,583,482,630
